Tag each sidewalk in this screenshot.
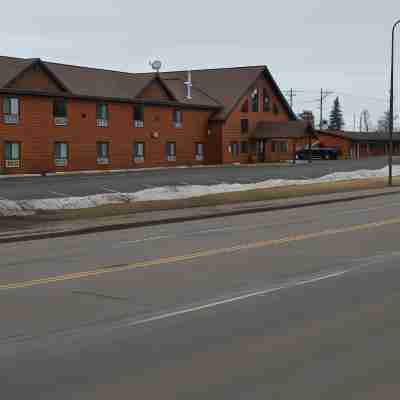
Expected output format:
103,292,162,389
1,186,400,244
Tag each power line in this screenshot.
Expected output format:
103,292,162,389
319,89,334,129
283,89,306,108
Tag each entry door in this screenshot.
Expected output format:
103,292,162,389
256,140,265,162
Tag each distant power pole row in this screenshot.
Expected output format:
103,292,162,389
284,89,334,130
283,89,300,108
319,89,334,129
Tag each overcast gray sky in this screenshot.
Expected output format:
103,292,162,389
2,0,399,130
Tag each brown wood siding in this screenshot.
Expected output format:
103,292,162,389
221,75,291,164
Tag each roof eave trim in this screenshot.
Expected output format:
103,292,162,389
3,58,71,93
135,75,178,102
0,88,221,110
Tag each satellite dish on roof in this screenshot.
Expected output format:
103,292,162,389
149,60,162,73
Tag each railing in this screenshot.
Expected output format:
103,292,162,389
4,114,19,124
5,159,20,168
96,119,108,128
134,120,144,128
55,158,68,167
54,117,68,126
97,157,110,165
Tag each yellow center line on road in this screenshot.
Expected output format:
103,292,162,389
1,217,400,292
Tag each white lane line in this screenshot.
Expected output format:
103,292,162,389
118,235,172,245
48,191,70,197
339,203,400,215
116,225,261,246
179,181,190,185
124,267,358,329
116,203,400,247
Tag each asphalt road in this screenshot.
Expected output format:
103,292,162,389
0,156,398,200
2,194,400,398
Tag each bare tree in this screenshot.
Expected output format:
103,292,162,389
377,111,398,133
360,109,372,132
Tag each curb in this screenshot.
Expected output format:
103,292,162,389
0,162,294,180
2,189,400,244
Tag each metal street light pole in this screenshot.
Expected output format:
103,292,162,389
389,19,400,186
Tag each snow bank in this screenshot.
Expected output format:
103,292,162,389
1,166,400,216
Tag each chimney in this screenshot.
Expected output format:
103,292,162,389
184,70,193,100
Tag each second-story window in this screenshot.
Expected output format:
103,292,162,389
3,97,19,124
240,118,249,134
53,99,68,126
263,89,270,112
251,88,259,112
173,109,183,128
96,104,108,127
133,105,144,128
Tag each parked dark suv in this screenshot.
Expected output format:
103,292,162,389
296,146,340,160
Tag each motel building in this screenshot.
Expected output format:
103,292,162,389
0,56,314,174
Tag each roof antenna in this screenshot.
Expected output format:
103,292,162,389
184,70,193,100
149,60,162,74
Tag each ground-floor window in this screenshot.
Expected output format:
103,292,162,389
195,143,204,161
96,142,110,165
240,118,249,134
241,141,249,154
271,140,288,153
54,142,69,167
228,142,239,157
5,142,21,168
133,142,145,163
166,142,176,161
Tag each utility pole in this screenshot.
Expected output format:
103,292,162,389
319,89,334,130
389,19,400,186
284,89,298,109
353,113,356,131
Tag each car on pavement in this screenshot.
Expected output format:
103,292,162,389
296,146,340,160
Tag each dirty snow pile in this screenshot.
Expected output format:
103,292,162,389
1,165,400,216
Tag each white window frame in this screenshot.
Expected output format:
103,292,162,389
195,143,204,161
173,110,183,128
166,142,176,161
5,142,21,168
54,142,69,166
3,97,19,124
133,142,145,163
97,142,110,165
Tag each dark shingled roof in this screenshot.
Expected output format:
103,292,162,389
0,56,37,88
160,66,292,120
252,120,315,139
0,56,296,119
318,130,400,143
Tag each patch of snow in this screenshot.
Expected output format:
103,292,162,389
1,166,400,216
